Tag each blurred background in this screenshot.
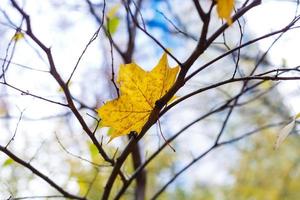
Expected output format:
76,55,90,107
1,0,300,199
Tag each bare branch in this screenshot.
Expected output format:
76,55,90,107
0,146,86,200
10,0,114,164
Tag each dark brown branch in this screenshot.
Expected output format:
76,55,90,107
0,146,86,200
102,2,264,199
10,0,114,164
192,0,206,21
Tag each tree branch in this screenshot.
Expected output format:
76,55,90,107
102,1,265,199
10,0,114,164
0,146,86,200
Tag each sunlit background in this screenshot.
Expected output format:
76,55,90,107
1,0,300,199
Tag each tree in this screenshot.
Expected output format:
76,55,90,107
226,131,300,200
1,0,300,199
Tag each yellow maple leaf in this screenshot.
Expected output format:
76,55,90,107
97,53,179,141
216,0,234,25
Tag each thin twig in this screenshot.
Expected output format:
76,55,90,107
67,0,106,84
5,109,24,148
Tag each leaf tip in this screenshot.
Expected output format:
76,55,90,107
274,119,296,150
